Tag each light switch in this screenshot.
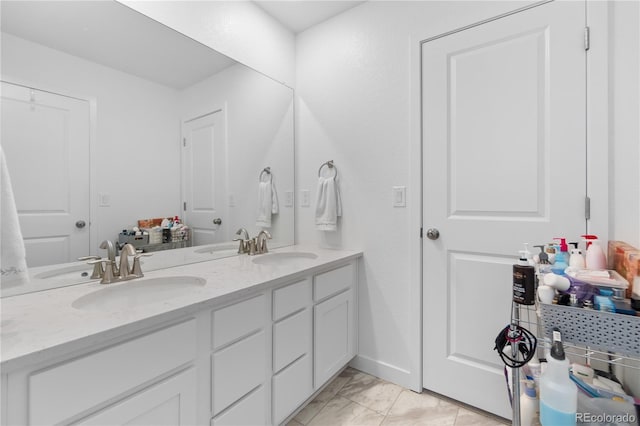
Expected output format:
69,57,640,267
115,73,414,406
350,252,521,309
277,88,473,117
285,191,294,207
393,186,406,207
301,190,310,207
99,193,110,207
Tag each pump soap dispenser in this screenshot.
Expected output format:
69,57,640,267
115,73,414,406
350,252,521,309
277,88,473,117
582,235,606,270
551,238,569,275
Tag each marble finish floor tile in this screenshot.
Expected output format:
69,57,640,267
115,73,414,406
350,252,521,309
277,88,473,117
382,390,459,426
337,370,404,415
294,375,351,424
307,396,385,426
293,368,509,426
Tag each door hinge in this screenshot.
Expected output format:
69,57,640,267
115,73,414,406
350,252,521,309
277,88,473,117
183,137,186,147
420,228,423,239
584,26,590,51
183,201,187,211
585,196,591,221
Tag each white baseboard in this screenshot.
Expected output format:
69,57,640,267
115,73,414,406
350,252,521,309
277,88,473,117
349,355,420,392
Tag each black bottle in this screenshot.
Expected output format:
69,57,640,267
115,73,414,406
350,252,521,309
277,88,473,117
513,253,535,305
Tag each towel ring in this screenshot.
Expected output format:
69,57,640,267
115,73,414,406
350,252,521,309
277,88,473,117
318,160,338,178
259,167,272,183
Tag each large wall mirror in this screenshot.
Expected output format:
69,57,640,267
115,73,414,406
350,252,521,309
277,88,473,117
0,1,295,296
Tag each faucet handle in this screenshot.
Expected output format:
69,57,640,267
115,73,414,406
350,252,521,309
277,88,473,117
79,256,103,279
88,259,118,284
132,253,152,278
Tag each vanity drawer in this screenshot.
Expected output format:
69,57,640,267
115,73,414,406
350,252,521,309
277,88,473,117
211,385,267,426
29,319,196,426
212,330,267,415
212,294,266,350
272,354,312,425
313,263,354,302
273,308,311,373
273,278,311,321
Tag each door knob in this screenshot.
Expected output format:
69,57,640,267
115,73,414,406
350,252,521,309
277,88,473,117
75,220,87,229
426,228,440,240
213,218,222,225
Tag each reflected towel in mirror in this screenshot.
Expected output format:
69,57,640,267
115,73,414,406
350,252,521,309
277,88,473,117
315,176,342,231
1,146,29,287
256,180,279,228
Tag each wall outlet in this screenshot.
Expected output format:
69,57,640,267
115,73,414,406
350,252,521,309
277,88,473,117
284,191,294,207
301,190,310,207
392,186,406,207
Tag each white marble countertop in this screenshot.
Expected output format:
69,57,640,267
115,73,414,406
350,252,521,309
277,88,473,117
0,245,362,371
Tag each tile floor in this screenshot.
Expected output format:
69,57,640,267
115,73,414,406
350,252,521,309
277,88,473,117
287,368,510,426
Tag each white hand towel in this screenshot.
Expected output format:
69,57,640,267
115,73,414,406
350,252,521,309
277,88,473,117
256,180,279,228
315,176,342,231
1,146,29,286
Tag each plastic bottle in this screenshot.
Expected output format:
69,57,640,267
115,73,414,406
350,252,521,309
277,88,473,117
582,235,606,270
568,242,585,269
514,251,536,305
551,238,569,275
520,381,538,426
539,330,577,426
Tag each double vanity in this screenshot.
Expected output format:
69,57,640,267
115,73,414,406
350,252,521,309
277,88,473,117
0,246,362,425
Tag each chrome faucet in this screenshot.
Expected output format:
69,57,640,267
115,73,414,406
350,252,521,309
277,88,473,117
256,230,272,254
233,228,251,254
86,242,152,284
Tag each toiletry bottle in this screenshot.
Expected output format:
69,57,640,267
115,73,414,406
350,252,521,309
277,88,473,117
582,235,607,270
551,238,569,275
520,381,538,426
514,251,536,305
539,329,577,426
568,242,585,269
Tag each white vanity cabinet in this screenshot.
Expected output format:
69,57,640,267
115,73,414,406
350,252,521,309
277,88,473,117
211,294,269,425
1,255,360,426
271,279,313,425
313,263,357,387
5,319,198,425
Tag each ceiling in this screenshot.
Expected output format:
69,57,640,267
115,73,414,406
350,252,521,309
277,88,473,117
253,1,366,33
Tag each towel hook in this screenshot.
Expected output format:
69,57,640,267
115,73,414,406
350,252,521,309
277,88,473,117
318,160,338,178
259,167,272,183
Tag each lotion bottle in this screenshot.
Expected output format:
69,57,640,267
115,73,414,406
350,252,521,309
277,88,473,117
568,242,585,269
582,235,606,270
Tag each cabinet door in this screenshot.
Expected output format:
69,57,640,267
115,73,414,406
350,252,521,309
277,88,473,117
314,289,355,387
78,368,197,426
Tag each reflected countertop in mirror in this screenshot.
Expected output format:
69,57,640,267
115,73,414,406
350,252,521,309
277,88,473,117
0,0,294,297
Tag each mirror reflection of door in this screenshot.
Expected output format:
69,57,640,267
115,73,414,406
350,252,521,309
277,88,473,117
182,110,228,246
1,81,90,267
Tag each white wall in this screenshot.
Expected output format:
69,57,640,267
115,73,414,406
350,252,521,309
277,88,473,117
296,0,640,391
120,0,296,87
1,33,181,247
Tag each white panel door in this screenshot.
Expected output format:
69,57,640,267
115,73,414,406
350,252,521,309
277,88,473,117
1,81,90,267
182,110,227,246
422,2,586,418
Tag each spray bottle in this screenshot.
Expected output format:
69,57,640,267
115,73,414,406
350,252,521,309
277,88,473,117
539,329,577,425
551,238,569,275
582,235,606,270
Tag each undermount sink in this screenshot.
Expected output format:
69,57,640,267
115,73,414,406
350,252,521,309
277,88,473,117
35,264,93,280
72,276,206,311
194,244,238,255
251,252,318,265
